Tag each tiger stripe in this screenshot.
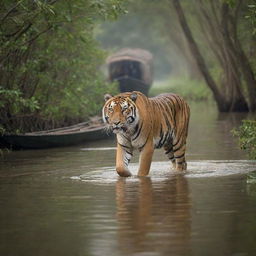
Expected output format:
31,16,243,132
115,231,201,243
102,91,190,176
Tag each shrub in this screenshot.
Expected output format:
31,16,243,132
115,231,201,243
0,0,124,133
232,120,256,159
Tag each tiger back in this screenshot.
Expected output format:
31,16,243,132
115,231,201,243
102,91,190,177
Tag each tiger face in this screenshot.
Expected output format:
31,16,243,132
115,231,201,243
102,93,138,134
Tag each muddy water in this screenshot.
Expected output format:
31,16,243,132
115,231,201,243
0,102,256,256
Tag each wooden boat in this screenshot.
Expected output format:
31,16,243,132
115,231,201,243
0,119,112,149
1,49,153,150
107,48,153,96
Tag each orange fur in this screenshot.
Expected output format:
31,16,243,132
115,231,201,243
102,91,190,177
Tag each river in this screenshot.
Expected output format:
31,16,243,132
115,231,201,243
0,102,256,256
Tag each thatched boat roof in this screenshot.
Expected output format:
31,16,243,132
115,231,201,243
106,48,153,64
106,48,153,85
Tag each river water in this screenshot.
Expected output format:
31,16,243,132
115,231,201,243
0,102,256,256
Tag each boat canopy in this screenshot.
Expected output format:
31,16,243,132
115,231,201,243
106,48,153,86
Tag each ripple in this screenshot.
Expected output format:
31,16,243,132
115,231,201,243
81,147,116,151
70,160,256,183
186,160,256,178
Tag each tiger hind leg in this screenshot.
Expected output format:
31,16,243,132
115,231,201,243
164,145,176,169
173,143,187,171
176,159,187,171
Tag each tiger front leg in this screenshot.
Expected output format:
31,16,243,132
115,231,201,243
137,139,154,177
116,143,133,177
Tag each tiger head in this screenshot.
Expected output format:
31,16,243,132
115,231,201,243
102,92,138,134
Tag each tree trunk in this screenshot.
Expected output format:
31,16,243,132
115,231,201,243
172,0,228,111
219,3,249,111
234,40,256,111
226,2,256,111
161,8,202,79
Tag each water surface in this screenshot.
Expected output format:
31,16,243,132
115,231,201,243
0,102,256,256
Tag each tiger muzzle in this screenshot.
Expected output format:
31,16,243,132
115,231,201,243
112,122,127,133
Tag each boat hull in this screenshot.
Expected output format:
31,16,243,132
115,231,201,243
0,126,113,150
115,77,150,95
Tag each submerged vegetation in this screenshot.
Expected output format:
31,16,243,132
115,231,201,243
233,120,256,159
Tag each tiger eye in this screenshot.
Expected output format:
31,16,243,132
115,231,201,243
122,108,130,114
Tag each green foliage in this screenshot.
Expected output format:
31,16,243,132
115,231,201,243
247,171,256,184
224,0,236,8
98,0,256,112
226,0,256,35
0,0,124,133
245,3,256,35
149,77,212,101
233,120,256,159
0,87,39,112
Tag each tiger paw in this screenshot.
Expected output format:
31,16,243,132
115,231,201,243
116,168,132,177
175,162,187,171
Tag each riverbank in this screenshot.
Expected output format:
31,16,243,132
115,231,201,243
149,77,212,101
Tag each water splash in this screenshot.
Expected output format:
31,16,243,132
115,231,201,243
70,160,256,184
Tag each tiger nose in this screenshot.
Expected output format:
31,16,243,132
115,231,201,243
114,121,120,125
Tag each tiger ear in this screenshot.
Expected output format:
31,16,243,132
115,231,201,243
104,94,112,102
130,92,137,102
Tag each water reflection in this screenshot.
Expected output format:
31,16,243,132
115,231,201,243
116,175,191,255
1,102,256,256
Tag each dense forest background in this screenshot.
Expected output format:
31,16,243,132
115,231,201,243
0,0,256,134
98,0,256,112
0,0,125,133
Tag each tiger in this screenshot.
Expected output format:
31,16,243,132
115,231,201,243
102,91,190,177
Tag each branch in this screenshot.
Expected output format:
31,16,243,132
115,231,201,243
22,26,52,46
229,0,243,45
1,1,22,22
14,23,32,41
49,0,59,5
198,0,225,66
172,0,224,108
